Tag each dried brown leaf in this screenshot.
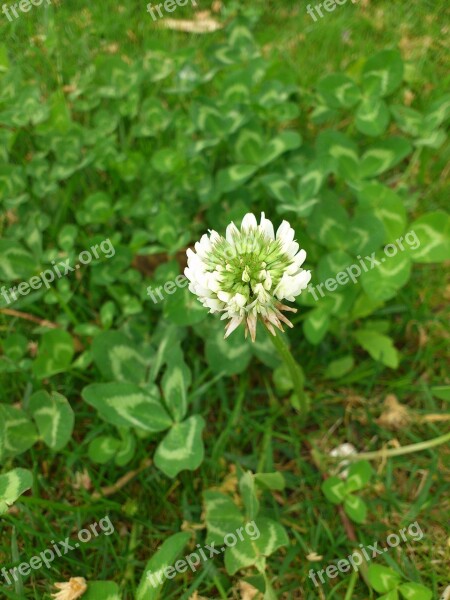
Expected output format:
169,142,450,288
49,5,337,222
377,394,411,430
238,581,262,600
51,577,87,600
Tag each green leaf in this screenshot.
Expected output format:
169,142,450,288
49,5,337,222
32,330,74,379
398,583,432,600
347,212,386,256
317,74,360,109
83,581,121,600
239,471,260,520
164,286,206,327
390,105,424,136
424,93,450,129
353,330,399,369
81,192,114,224
132,98,171,137
430,385,450,402
360,251,412,302
273,363,294,393
362,49,404,97
0,44,10,71
100,301,116,329
205,322,252,375
344,494,367,523
151,148,184,174
378,591,400,600
356,97,390,136
308,197,348,249
414,128,446,149
234,129,264,164
303,307,330,345
2,333,28,361
204,491,244,546
406,211,450,263
0,240,36,281
298,164,325,200
360,138,412,178
317,250,353,283
261,174,297,207
147,325,182,383
29,391,74,451
88,436,121,464
57,224,78,251
0,405,38,457
357,183,407,240
136,532,191,600
250,324,282,368
368,565,402,594
224,518,289,575
345,461,373,492
154,415,205,478
95,56,141,99
254,472,285,491
92,331,153,384
324,356,354,379
0,164,27,206
317,130,359,181
259,131,302,166
216,164,258,193
0,468,33,515
162,362,188,422
82,383,171,433
322,477,346,504
115,429,136,466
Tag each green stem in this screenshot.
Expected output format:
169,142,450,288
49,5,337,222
211,377,246,464
262,321,308,417
344,570,358,600
333,430,450,462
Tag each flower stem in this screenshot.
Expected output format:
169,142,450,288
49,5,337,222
332,430,450,462
262,321,308,417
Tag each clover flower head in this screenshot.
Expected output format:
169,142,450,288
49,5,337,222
185,212,311,341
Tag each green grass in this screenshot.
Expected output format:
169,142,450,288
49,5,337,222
0,0,449,599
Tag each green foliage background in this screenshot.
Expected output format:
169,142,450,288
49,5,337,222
0,1,449,598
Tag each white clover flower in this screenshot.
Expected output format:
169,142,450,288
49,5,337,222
185,212,311,341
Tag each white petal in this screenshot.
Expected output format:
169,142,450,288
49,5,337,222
195,234,212,258
288,270,312,296
276,220,295,250
262,270,272,290
224,316,243,338
273,272,294,300
233,293,247,308
286,241,299,258
203,297,223,312
217,291,231,302
246,313,258,342
208,229,221,244
259,212,275,239
226,222,240,244
241,213,258,231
